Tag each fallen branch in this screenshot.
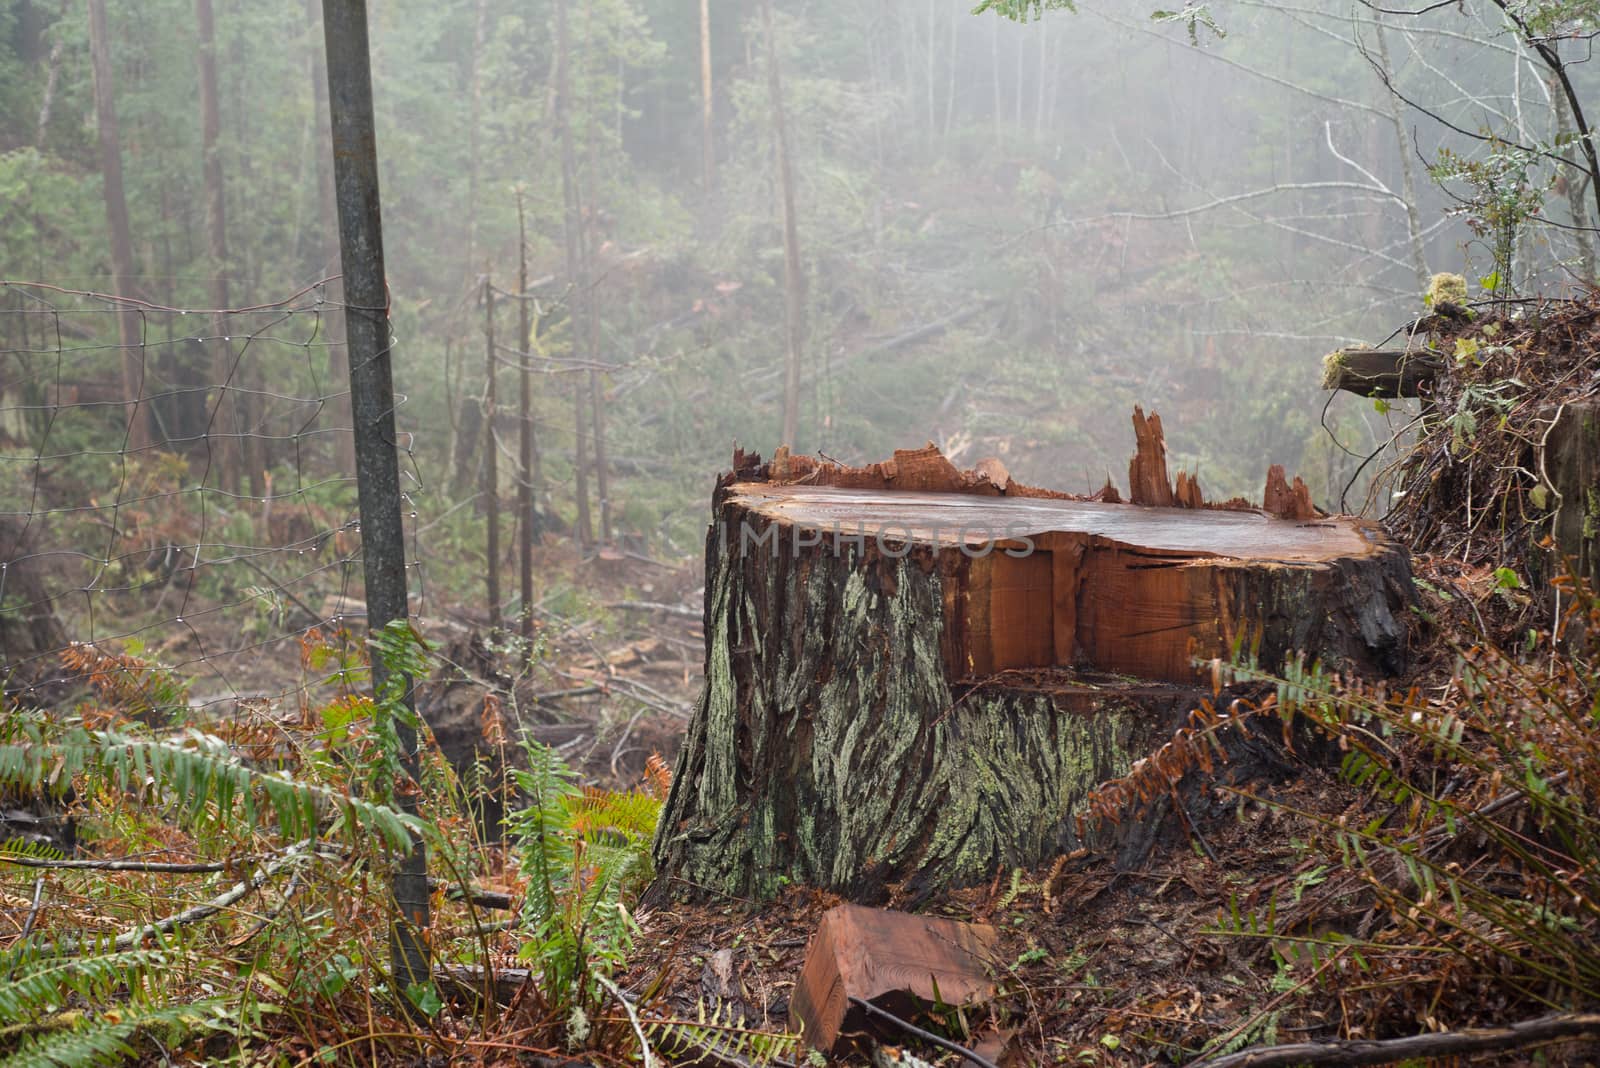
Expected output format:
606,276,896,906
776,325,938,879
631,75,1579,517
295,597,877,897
40,841,319,955
0,854,234,873
1199,1012,1600,1068
106,842,318,951
426,877,514,910
847,996,998,1068
604,600,700,620
595,972,658,1068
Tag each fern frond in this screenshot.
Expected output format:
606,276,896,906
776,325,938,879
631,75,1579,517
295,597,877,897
0,727,422,854
642,998,801,1067
58,643,189,720
0,999,235,1068
0,839,65,862
0,946,164,1026
641,753,672,801
568,787,661,847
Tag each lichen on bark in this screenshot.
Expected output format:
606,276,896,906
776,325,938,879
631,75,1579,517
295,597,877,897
653,511,1193,900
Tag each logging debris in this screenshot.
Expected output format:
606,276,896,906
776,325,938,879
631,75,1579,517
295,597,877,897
790,904,999,1056
1327,292,1600,636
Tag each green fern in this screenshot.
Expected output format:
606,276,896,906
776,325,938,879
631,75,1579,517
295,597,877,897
0,1000,235,1068
0,839,65,862
643,998,802,1066
0,944,164,1023
0,725,422,855
507,735,662,1043
0,941,238,1068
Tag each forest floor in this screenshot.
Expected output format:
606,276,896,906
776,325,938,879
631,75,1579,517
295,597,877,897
404,546,1592,1067
12,295,1600,1065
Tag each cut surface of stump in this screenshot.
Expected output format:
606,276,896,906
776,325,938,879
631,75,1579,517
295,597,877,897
730,481,1403,683
653,418,1414,900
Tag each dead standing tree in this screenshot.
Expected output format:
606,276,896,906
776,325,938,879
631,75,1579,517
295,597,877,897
482,275,501,632
654,413,1413,900
195,0,254,495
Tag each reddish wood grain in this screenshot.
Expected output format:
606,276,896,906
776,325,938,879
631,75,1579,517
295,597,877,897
791,904,1000,1054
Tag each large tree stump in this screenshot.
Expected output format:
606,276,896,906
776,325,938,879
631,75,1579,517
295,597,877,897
653,421,1414,900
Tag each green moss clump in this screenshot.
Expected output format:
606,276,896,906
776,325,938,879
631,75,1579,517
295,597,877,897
1320,343,1370,390
1425,272,1468,308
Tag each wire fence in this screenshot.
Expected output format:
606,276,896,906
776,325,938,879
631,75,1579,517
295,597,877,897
0,278,414,713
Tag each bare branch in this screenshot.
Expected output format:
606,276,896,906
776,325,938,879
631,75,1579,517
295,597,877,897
1200,1012,1600,1068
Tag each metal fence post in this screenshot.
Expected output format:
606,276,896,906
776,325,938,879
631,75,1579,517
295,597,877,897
319,0,432,1002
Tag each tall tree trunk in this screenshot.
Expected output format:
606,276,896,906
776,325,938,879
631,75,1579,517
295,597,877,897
34,13,64,146
1551,76,1596,282
195,0,246,493
942,0,957,139
556,0,593,551
466,0,488,274
1372,17,1430,294
581,0,612,545
700,0,715,191
308,0,354,474
924,0,936,134
87,0,153,452
989,12,1001,143
483,276,501,631
586,340,611,543
762,0,806,449
516,193,538,640
155,187,206,444
1033,11,1048,139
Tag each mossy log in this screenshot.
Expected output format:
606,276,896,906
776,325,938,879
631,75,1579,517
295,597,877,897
1321,348,1444,399
653,435,1414,901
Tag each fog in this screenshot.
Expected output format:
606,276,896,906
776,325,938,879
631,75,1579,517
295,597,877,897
3,0,1595,552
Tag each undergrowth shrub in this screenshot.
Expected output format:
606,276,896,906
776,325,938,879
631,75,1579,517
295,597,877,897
507,736,661,1047
0,624,449,1066
1083,577,1600,1044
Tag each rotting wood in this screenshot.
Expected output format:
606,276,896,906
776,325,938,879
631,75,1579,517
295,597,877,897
1543,400,1600,593
1320,347,1442,398
653,415,1414,900
791,904,999,1056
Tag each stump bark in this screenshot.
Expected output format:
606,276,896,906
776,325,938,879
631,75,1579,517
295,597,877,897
1544,400,1600,595
654,424,1414,900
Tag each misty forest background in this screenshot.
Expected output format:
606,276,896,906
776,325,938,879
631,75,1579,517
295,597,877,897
3,0,1597,593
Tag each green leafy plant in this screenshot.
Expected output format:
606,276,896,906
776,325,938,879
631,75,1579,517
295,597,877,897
1216,603,1600,1026
507,736,661,1048
1430,143,1551,299
0,942,240,1066
0,629,462,1065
